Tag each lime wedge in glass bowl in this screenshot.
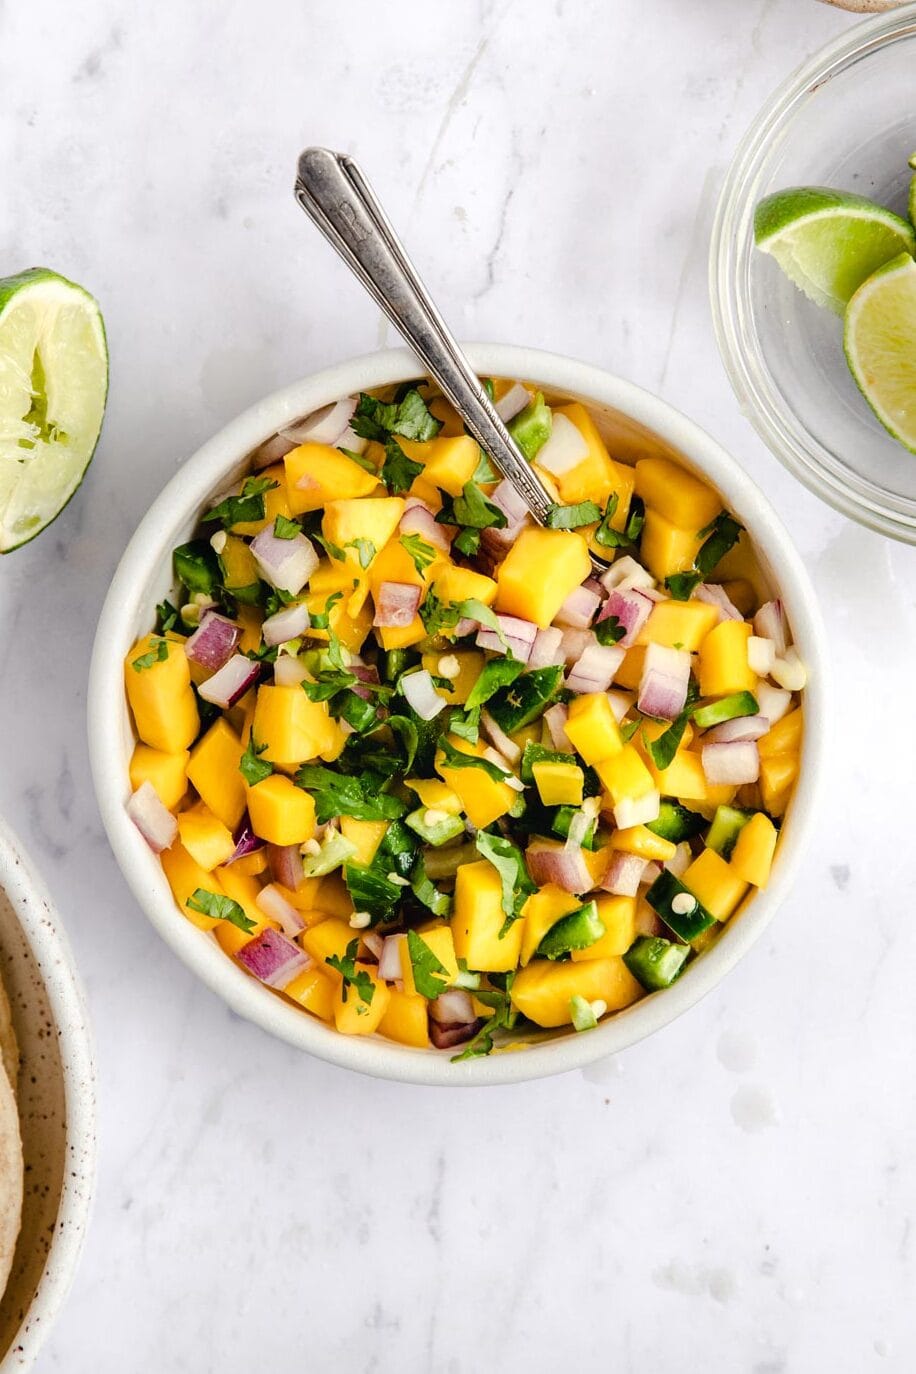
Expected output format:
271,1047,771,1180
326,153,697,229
845,251,916,455
0,268,107,553
754,186,915,315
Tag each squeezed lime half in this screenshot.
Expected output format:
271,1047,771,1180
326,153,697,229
754,186,916,315
0,267,108,553
845,251,916,455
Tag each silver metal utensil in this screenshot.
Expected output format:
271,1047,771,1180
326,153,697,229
293,146,610,573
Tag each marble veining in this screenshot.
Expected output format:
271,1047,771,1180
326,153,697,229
2,0,914,1369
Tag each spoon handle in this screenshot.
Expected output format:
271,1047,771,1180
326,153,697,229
293,146,556,526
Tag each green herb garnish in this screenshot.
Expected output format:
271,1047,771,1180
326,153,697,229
239,735,274,786
326,938,376,1006
131,638,169,672
205,476,278,529
594,616,626,645
273,514,301,540
475,831,536,935
351,389,442,444
295,765,407,823
399,533,437,575
438,737,511,783
186,888,255,933
407,929,451,998
380,439,424,495
155,599,179,633
545,500,602,530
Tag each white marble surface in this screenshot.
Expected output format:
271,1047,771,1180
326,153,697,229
2,1,915,1369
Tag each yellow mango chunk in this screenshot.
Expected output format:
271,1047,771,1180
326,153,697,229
401,434,480,496
452,860,524,972
640,510,705,580
565,692,623,765
160,844,225,930
698,620,755,697
322,496,406,558
596,745,655,805
334,965,391,1036
129,745,189,811
232,848,269,878
634,457,721,531
339,817,388,866
302,917,356,972
315,874,355,919
125,635,199,753
252,685,336,768
422,649,485,705
432,563,498,608
520,885,579,967
284,443,378,514
683,848,748,921
637,599,719,651
611,825,676,862
218,535,260,599
533,760,584,807
405,777,463,814
647,749,708,803
378,988,430,1048
758,708,803,759
177,803,236,872
614,645,645,691
304,579,374,654
760,753,798,816
216,917,274,958
552,403,634,520
570,895,637,960
246,774,317,846
187,719,246,830
495,528,592,627
730,813,778,888
284,967,335,1022
511,958,642,1027
435,736,516,829
215,865,270,930
236,603,264,654
429,395,464,436
399,925,459,996
230,463,293,536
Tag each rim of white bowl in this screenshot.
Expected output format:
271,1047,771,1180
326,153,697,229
88,343,828,1087
0,818,97,1368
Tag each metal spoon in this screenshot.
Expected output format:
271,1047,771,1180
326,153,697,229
293,146,609,573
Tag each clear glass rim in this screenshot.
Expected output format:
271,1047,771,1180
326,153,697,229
709,2,916,546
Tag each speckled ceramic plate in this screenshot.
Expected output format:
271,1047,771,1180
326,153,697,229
0,818,96,1369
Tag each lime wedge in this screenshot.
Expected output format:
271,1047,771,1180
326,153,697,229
754,186,916,315
0,267,107,553
844,252,916,454
909,152,916,230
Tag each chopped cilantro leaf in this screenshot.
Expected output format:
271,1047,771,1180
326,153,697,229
131,638,169,672
351,389,442,444
345,537,376,569
545,500,602,530
471,449,498,484
295,765,407,823
438,737,510,783
379,438,423,495
436,481,507,532
593,493,620,548
314,533,346,562
695,513,743,576
205,476,278,529
644,712,690,770
186,888,255,933
399,533,437,575
338,446,377,472
407,929,451,997
155,599,179,633
475,831,536,936
464,657,525,711
239,735,274,786
594,616,626,645
273,514,301,540
665,572,701,600
325,938,375,1005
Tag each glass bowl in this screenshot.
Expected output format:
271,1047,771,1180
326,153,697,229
710,4,916,543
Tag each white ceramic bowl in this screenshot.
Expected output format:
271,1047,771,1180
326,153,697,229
89,344,828,1086
0,818,96,1368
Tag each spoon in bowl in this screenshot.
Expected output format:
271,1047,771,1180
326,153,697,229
293,146,610,575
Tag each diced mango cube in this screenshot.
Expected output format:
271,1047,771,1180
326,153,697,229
552,403,634,520
160,844,226,930
637,599,719,651
519,884,580,966
232,848,269,878
565,692,623,765
400,434,480,496
570,895,637,960
495,528,592,627
399,925,459,996
596,745,655,805
532,761,584,807
129,745,189,811
334,965,390,1036
378,988,430,1047
315,874,356,919
302,917,357,971
435,736,515,829
322,496,406,557
510,957,642,1027
432,563,498,608
452,860,524,972
230,463,293,536
284,443,378,514
640,510,705,581
698,620,756,697
339,817,388,866
614,646,646,691
610,825,676,862
759,753,798,816
218,535,260,599
246,773,317,846
730,812,778,888
236,603,264,654
177,803,236,872
683,848,748,921
284,967,335,1021
758,708,803,759
187,719,247,830
405,777,463,815
125,635,199,753
421,649,485,705
634,457,721,531
648,749,708,803
252,685,336,769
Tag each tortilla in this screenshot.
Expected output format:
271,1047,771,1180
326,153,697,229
0,1059,22,1300
0,976,18,1098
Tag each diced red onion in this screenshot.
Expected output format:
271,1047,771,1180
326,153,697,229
262,603,311,648
494,382,532,423
430,1018,484,1050
544,703,573,750
567,642,625,694
273,655,308,687
488,478,531,527
476,614,538,662
256,883,305,938
350,662,380,701
268,843,304,891
400,498,451,552
613,791,661,828
198,654,260,708
556,584,602,629
225,817,265,865
250,527,319,597
127,781,178,853
694,583,743,622
705,714,770,744
378,933,406,982
360,931,385,961
536,413,589,476
599,554,656,593
279,396,356,447
401,669,447,720
754,599,787,655
666,842,692,878
528,626,566,669
747,635,776,676
480,710,521,765
185,611,242,671
559,627,595,666
756,681,792,724
635,903,665,937
598,587,655,648
639,862,663,887
601,849,647,897
525,842,594,894
638,643,691,721
250,433,297,471
606,690,634,723
429,989,475,1024
374,581,422,629
701,740,760,785
236,928,311,988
